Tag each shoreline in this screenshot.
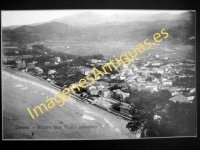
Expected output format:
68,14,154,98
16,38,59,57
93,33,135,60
2,64,132,121
2,65,138,139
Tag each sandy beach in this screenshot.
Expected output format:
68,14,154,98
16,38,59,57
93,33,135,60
2,65,136,139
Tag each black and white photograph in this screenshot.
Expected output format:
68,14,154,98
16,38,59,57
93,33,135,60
2,9,196,140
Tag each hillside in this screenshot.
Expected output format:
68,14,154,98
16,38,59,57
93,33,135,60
2,11,195,58
2,22,82,45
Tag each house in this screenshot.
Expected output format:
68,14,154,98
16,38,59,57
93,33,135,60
45,62,50,65
110,74,117,79
16,59,22,64
162,81,172,86
140,66,146,70
100,89,111,98
145,85,158,92
171,91,181,96
132,67,138,72
55,62,59,65
48,69,57,75
32,61,38,64
35,67,43,75
89,59,101,63
152,68,158,72
136,77,143,83
126,73,136,78
190,88,196,93
80,68,92,75
113,89,130,100
94,98,112,108
86,85,97,93
186,96,194,101
161,77,168,82
27,63,35,69
152,62,161,66
16,60,26,69
120,75,126,80
55,57,61,62
26,45,33,50
81,92,88,97
169,95,190,103
3,58,8,63
157,69,164,74
164,57,168,60
120,104,132,117
122,64,128,69
88,89,99,95
65,59,73,62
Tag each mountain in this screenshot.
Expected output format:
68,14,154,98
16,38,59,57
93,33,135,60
2,11,195,57
2,22,82,45
3,25,22,30
14,22,80,35
52,11,193,27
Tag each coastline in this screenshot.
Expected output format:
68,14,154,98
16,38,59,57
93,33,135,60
2,64,132,121
2,65,138,139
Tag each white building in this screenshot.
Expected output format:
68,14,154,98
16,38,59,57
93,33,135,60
48,69,57,75
186,96,194,101
162,81,172,86
55,57,61,62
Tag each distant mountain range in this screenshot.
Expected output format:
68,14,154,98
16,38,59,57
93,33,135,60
2,11,195,57
3,11,194,29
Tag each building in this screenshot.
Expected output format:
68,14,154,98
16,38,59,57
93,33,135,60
190,88,196,93
113,89,130,100
152,63,161,66
100,89,111,98
136,77,143,83
120,104,132,117
169,95,191,103
27,63,35,69
164,57,168,60
145,85,158,92
17,60,26,69
157,69,164,74
55,57,61,62
35,67,43,75
48,69,57,75
120,75,126,80
45,62,50,65
88,89,99,95
89,59,101,63
86,85,97,93
3,47,18,53
162,81,172,86
186,96,194,101
16,59,22,64
110,74,117,79
80,68,92,75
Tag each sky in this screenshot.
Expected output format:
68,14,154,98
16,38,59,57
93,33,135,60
2,10,189,27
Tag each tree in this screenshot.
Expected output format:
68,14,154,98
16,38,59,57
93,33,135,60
150,73,161,79
146,76,153,82
125,89,196,137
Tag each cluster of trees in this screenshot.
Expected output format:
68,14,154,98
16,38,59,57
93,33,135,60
84,54,104,60
150,73,161,79
125,89,196,137
173,76,195,88
145,76,153,82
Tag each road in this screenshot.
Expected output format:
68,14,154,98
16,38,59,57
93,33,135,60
2,69,137,139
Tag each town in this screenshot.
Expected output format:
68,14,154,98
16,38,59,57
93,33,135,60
2,42,196,137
